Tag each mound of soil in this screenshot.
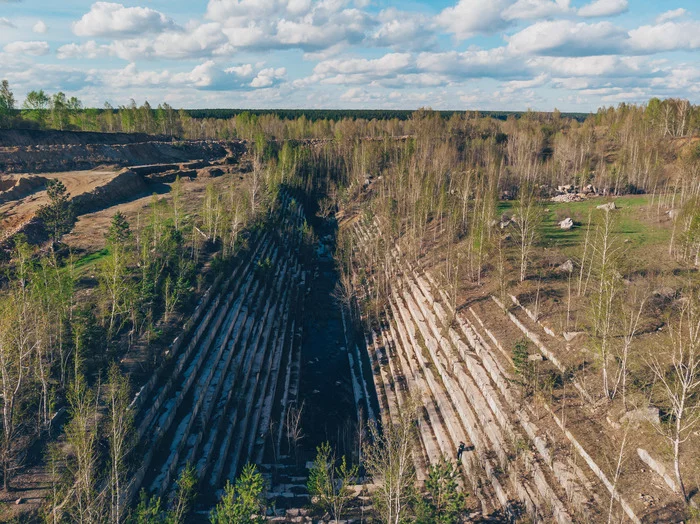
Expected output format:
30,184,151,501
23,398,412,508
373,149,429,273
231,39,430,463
0,176,47,204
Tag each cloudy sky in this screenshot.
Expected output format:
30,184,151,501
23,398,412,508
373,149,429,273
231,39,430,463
1,0,699,111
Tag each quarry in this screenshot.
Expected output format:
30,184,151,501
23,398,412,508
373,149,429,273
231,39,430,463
0,110,698,524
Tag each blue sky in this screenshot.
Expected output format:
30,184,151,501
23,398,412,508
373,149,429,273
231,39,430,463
1,0,699,111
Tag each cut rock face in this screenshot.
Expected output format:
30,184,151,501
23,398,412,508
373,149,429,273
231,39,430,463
559,217,574,230
556,259,574,273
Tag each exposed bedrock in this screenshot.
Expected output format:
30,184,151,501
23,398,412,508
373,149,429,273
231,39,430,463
124,192,310,515
350,217,685,523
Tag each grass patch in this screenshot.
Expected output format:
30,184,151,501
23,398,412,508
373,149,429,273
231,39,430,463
74,248,109,269
499,195,671,258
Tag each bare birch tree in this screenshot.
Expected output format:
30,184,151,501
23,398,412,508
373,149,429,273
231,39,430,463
647,291,700,503
107,363,132,523
512,184,543,282
363,397,418,524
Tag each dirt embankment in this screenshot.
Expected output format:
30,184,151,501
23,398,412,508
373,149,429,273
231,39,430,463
72,169,149,215
0,176,47,204
0,141,229,174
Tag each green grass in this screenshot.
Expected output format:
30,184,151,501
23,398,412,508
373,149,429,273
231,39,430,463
498,195,671,257
74,248,109,269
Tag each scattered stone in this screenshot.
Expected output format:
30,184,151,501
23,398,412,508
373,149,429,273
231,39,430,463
552,193,584,203
637,448,679,493
621,406,660,428
556,259,574,273
597,202,616,211
563,331,584,342
639,493,655,508
559,217,574,230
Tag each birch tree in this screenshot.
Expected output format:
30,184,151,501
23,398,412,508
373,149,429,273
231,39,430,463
0,239,36,491
363,398,418,524
107,363,132,523
589,208,623,398
99,212,134,340
647,291,700,503
512,184,543,282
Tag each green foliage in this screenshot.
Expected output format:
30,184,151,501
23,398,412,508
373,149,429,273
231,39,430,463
416,456,467,524
108,211,132,246
0,80,15,127
307,442,359,523
512,338,535,395
37,179,76,244
168,463,198,524
130,490,165,524
210,463,266,524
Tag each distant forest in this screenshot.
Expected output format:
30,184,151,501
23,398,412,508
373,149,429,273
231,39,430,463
0,78,699,147
0,78,596,134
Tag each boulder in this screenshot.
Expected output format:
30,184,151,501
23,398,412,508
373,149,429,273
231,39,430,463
559,217,574,230
563,331,584,342
556,259,574,273
666,209,680,220
597,202,616,211
620,406,660,428
528,353,544,362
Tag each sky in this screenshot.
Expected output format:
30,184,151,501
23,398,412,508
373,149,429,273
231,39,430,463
0,0,699,111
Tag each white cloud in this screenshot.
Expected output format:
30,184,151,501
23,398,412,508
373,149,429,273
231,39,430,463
628,21,700,53
96,61,286,91
368,8,436,50
225,64,255,77
315,53,412,76
501,73,548,92
208,0,370,52
0,17,16,29
417,47,527,79
4,63,91,92
206,0,312,22
3,40,50,56
507,20,626,56
73,2,176,38
59,23,230,61
503,0,571,21
577,0,628,18
57,41,108,59
436,0,512,39
250,67,286,87
32,20,48,33
532,55,654,77
656,9,687,24
150,23,228,59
